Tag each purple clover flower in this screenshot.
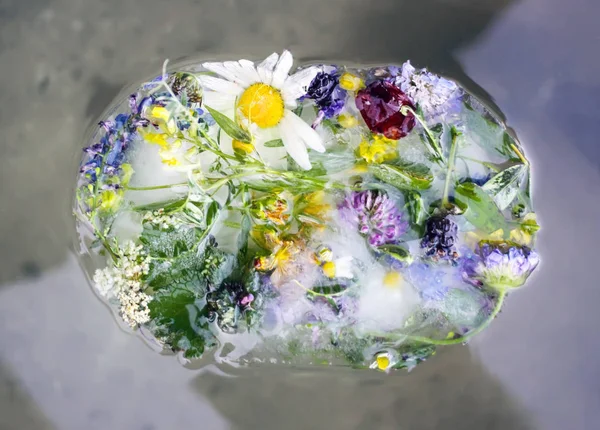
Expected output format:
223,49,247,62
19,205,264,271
462,241,540,292
306,72,347,123
339,190,408,247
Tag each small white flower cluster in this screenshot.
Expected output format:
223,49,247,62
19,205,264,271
143,208,184,230
395,61,460,122
92,241,152,328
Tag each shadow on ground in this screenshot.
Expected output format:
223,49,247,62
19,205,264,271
0,360,56,430
192,346,535,430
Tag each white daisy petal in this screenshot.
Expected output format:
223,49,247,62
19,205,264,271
257,52,279,84
271,50,294,89
282,66,320,104
222,61,255,87
238,59,261,82
278,122,311,170
203,91,237,113
198,75,243,95
282,111,326,153
202,62,238,82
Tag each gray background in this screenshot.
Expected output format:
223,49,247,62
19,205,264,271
1,0,600,429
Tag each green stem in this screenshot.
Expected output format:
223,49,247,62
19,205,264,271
403,106,444,163
403,290,506,346
510,143,529,166
457,156,501,172
124,182,187,191
441,127,459,208
196,128,236,163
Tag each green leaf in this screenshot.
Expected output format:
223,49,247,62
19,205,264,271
133,198,187,213
146,241,234,293
237,213,252,265
205,105,252,143
310,284,345,296
455,182,509,234
405,191,428,227
148,289,213,359
482,164,528,210
377,244,413,265
181,185,221,230
308,150,356,175
264,139,284,148
463,106,504,154
140,226,199,259
369,163,433,191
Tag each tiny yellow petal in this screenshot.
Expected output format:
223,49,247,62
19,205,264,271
358,136,397,164
322,261,336,278
339,73,364,91
148,106,171,123
338,114,358,128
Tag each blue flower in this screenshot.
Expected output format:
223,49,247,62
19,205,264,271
394,61,462,123
306,72,347,120
463,241,540,292
80,93,150,185
405,263,449,301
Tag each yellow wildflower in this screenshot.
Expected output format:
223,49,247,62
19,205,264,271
358,134,398,164
158,140,183,167
232,139,255,155
147,105,177,135
255,237,307,287
339,72,364,91
141,130,170,148
99,189,122,212
338,114,358,128
296,191,331,226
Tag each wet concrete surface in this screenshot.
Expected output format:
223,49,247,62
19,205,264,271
1,0,599,429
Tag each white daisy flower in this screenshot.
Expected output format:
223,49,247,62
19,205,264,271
198,50,325,170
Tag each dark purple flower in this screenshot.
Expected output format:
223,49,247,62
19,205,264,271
420,215,459,262
339,190,408,247
306,72,347,120
463,241,540,292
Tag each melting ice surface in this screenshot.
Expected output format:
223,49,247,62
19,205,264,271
75,52,539,371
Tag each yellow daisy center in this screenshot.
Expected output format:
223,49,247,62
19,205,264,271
237,83,285,128
376,355,390,370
